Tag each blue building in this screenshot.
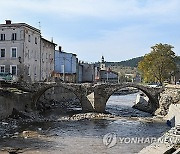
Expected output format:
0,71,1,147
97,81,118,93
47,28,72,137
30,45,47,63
54,47,77,82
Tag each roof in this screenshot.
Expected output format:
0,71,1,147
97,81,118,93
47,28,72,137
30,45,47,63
55,50,77,57
0,22,41,33
100,69,118,75
41,37,57,46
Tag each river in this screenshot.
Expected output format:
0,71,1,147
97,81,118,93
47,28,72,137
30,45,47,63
0,93,170,154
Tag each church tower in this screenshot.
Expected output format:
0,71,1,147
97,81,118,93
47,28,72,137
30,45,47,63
100,56,106,70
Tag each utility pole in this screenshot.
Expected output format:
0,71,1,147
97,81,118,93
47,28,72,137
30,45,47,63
106,68,109,83
63,57,65,82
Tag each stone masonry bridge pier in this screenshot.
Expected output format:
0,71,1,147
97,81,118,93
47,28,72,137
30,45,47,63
90,83,163,113
14,82,163,114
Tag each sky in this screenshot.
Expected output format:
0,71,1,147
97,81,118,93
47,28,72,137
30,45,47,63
0,0,180,62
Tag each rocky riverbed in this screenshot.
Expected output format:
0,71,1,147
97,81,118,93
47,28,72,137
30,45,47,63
0,93,174,154
139,125,180,154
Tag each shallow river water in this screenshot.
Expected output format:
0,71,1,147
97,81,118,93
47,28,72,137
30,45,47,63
0,93,170,154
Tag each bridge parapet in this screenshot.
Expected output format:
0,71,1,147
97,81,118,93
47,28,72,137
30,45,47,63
0,82,164,113
86,82,164,113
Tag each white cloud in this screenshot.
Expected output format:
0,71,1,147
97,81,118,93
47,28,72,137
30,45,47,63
58,21,180,62
1,0,180,20
0,0,179,61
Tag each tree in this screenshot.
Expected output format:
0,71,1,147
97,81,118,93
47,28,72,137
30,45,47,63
138,43,177,84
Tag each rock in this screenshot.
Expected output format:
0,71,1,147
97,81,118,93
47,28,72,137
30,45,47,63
155,87,180,116
14,132,19,135
132,94,152,113
9,108,31,119
38,128,42,131
22,130,39,138
1,122,8,125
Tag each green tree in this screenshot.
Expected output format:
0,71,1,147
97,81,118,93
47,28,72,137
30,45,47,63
138,43,177,84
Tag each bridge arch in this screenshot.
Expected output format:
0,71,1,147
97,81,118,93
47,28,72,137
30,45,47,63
92,83,163,113
106,85,155,105
31,83,82,110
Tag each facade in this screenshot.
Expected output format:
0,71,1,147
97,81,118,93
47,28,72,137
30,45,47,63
0,20,55,82
40,38,56,81
81,63,95,83
78,63,83,83
100,56,106,70
95,56,118,83
99,70,118,83
54,48,77,82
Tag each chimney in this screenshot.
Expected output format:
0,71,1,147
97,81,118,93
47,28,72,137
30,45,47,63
5,20,11,24
51,37,53,43
59,46,62,52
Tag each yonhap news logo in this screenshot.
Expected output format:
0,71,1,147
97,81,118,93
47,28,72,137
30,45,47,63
103,133,180,148
103,133,117,148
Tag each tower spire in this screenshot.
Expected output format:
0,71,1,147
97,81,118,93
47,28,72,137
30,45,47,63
101,55,105,63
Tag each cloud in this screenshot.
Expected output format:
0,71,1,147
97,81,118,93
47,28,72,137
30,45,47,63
59,22,180,62
0,0,180,62
1,0,180,20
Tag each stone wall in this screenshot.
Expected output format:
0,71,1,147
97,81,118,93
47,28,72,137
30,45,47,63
39,87,78,102
155,85,180,116
166,104,180,126
0,92,31,120
154,85,180,126
37,86,81,110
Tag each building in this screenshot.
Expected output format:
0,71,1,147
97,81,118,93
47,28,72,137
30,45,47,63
0,20,56,82
100,56,106,70
95,56,118,83
54,47,77,83
78,63,83,83
99,70,118,83
80,62,95,83
40,38,56,81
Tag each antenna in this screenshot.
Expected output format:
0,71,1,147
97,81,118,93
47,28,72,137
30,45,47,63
38,21,41,31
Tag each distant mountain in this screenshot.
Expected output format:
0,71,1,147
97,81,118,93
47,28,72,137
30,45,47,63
176,56,180,65
106,56,143,68
106,56,180,68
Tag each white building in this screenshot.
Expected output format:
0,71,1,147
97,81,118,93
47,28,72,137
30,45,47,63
95,56,118,83
41,38,56,81
0,20,56,82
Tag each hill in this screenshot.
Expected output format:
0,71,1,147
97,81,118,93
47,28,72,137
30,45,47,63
106,56,180,68
106,56,143,68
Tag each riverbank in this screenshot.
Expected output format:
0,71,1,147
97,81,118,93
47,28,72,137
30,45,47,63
139,125,180,154
0,112,169,154
138,85,180,154
0,92,174,153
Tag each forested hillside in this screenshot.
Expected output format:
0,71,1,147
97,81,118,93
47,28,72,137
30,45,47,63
96,56,180,68
105,57,143,67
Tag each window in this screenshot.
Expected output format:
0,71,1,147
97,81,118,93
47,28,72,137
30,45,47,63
34,50,36,59
28,66,30,76
10,65,17,75
28,35,31,42
42,53,44,62
34,66,37,76
28,50,30,59
0,65,5,73
0,49,5,57
0,34,5,41
11,47,17,58
35,37,37,44
12,33,17,40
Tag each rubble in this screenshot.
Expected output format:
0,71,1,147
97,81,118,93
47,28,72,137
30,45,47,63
155,87,180,116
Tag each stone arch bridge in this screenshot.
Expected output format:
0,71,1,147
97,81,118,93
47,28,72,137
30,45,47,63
12,82,164,114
